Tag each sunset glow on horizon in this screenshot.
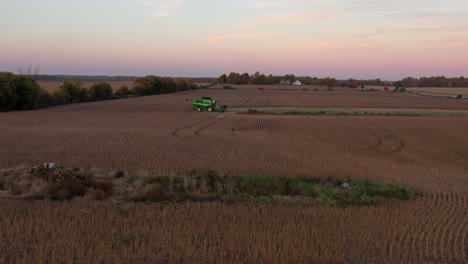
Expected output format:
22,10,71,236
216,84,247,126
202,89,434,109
1,0,467,80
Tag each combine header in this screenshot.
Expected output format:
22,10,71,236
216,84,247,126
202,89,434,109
186,97,227,112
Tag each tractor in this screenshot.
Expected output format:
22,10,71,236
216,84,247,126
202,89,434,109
186,97,227,112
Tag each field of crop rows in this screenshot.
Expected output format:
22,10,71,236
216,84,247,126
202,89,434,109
1,88,467,263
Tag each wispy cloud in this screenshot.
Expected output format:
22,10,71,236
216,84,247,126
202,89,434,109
207,32,271,44
351,25,468,39
311,39,383,49
251,2,290,9
144,0,184,17
243,13,325,28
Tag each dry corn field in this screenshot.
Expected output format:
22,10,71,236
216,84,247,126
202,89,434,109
1,88,468,263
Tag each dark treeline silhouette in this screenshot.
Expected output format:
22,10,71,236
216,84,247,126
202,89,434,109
219,72,468,88
36,75,138,82
35,75,217,84
396,76,468,88
0,73,197,112
218,72,389,87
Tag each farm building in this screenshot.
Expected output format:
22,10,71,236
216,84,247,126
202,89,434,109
293,80,302,86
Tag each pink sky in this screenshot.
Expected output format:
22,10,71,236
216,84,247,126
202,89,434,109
1,0,467,79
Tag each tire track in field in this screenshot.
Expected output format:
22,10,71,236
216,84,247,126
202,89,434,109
193,114,225,136
239,93,255,107
370,122,405,155
171,116,216,137
295,95,307,105
353,119,405,155
353,121,384,151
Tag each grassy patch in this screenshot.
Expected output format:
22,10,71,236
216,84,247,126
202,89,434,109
1,167,417,207
222,85,235,90
129,171,417,207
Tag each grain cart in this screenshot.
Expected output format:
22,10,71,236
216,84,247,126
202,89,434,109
186,97,227,112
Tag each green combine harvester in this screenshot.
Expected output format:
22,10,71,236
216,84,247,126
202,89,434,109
186,97,227,112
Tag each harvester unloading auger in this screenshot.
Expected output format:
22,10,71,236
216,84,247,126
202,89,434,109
186,97,227,112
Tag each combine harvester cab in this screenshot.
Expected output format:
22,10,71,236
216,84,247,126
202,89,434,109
186,97,227,112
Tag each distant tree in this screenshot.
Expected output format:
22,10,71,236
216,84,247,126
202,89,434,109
401,77,419,87
12,75,46,110
50,89,71,105
323,77,336,91
160,77,177,93
90,82,113,101
133,76,162,95
114,85,131,97
284,74,296,83
176,79,189,91
60,81,86,102
265,74,276,85
252,74,266,85
227,72,242,84
218,74,227,84
240,73,250,84
0,72,18,111
132,75,181,95
16,65,40,80
0,72,49,110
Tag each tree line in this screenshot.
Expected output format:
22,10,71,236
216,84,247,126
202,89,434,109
397,76,468,88
218,72,298,85
218,72,468,88
218,72,388,87
0,72,197,112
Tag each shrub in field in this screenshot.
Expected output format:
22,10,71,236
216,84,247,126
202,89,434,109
2,166,116,201
60,81,90,102
323,77,336,91
90,82,113,101
456,94,463,99
114,86,131,98
132,76,178,95
0,72,18,111
0,72,49,111
176,79,192,91
399,87,406,93
45,178,86,200
88,180,114,200
50,89,71,105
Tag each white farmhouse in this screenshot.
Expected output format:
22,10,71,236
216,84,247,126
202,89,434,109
293,80,302,86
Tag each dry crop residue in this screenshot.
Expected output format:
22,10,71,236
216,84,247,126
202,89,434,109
0,88,468,263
